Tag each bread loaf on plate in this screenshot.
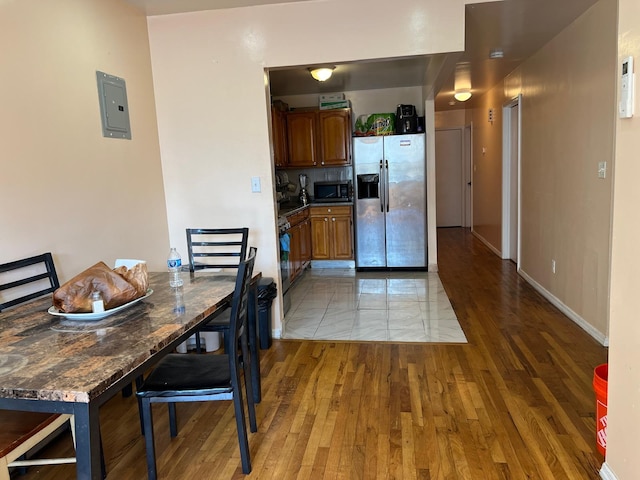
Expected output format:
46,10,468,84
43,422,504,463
53,261,148,313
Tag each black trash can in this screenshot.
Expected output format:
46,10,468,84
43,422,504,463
257,277,277,349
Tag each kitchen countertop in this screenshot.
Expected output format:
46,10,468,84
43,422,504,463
278,200,353,217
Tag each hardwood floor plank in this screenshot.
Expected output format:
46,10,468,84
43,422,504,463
15,228,606,479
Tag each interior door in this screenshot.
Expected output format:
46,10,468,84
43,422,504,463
464,124,472,227
435,128,464,227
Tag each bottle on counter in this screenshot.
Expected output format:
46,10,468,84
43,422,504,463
167,247,184,287
91,291,105,313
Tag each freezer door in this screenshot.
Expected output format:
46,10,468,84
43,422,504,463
384,134,426,267
354,137,387,268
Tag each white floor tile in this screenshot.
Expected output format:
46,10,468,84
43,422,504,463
283,269,466,344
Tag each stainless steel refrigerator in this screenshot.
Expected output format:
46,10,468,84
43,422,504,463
353,134,426,268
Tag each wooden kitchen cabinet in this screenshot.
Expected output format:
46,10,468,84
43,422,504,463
317,109,352,166
271,105,288,167
299,217,311,265
286,208,311,281
310,205,353,260
286,111,317,167
285,108,351,168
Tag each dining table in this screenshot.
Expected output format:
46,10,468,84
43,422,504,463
0,270,261,479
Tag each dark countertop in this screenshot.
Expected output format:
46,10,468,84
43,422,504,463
279,200,353,217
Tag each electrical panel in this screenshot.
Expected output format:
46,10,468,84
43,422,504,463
96,71,131,139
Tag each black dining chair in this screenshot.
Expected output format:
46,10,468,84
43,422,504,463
0,253,79,477
184,228,262,404
185,227,249,354
136,248,258,478
0,253,59,311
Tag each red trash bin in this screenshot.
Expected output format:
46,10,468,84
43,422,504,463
593,364,608,456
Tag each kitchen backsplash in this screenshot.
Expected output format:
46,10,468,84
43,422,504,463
276,166,352,198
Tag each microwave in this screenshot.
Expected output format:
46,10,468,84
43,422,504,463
314,181,352,202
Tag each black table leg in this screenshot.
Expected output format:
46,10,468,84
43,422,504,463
73,402,104,480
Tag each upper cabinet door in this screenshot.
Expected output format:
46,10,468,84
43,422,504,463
272,106,288,167
318,109,351,166
287,111,317,167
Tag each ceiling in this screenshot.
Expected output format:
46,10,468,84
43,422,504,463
127,0,599,111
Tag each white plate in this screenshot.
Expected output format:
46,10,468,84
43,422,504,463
48,289,153,321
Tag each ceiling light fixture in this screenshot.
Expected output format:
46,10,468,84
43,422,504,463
309,66,335,82
454,90,472,102
489,48,504,59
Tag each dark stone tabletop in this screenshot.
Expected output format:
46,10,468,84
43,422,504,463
0,272,237,403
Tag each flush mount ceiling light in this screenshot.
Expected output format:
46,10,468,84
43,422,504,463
453,62,472,103
309,66,335,82
454,90,472,102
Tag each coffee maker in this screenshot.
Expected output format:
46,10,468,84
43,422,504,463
395,104,417,134
298,174,309,206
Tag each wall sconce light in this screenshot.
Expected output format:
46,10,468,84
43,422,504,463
454,90,472,102
309,66,335,82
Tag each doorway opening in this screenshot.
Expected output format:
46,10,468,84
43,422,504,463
501,95,522,264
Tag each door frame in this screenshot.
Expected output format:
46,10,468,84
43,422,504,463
501,94,522,263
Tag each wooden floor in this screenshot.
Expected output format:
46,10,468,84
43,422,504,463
19,228,608,479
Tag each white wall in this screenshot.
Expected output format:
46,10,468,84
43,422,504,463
607,0,640,476
0,0,168,281
146,0,466,334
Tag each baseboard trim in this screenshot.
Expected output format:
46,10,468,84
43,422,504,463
600,462,618,480
518,268,609,346
471,230,503,257
310,260,355,269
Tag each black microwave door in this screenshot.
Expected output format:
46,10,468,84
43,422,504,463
315,184,338,200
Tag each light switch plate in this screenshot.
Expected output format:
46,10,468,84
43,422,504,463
598,161,607,179
251,176,261,193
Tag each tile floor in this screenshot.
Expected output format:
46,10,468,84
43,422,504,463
283,268,467,343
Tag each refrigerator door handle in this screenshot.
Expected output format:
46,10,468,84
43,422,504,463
379,159,384,213
385,159,390,212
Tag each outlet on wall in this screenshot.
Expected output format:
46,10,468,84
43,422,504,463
551,259,556,274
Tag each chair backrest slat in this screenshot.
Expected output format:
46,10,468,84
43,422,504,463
186,228,249,271
0,253,59,312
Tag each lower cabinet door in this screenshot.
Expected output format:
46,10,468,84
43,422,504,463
311,217,330,260
289,224,301,279
332,215,353,259
300,219,312,263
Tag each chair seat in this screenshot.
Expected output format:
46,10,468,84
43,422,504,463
200,307,231,331
137,354,232,397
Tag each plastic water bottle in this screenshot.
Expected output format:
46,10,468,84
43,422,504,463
167,248,183,287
